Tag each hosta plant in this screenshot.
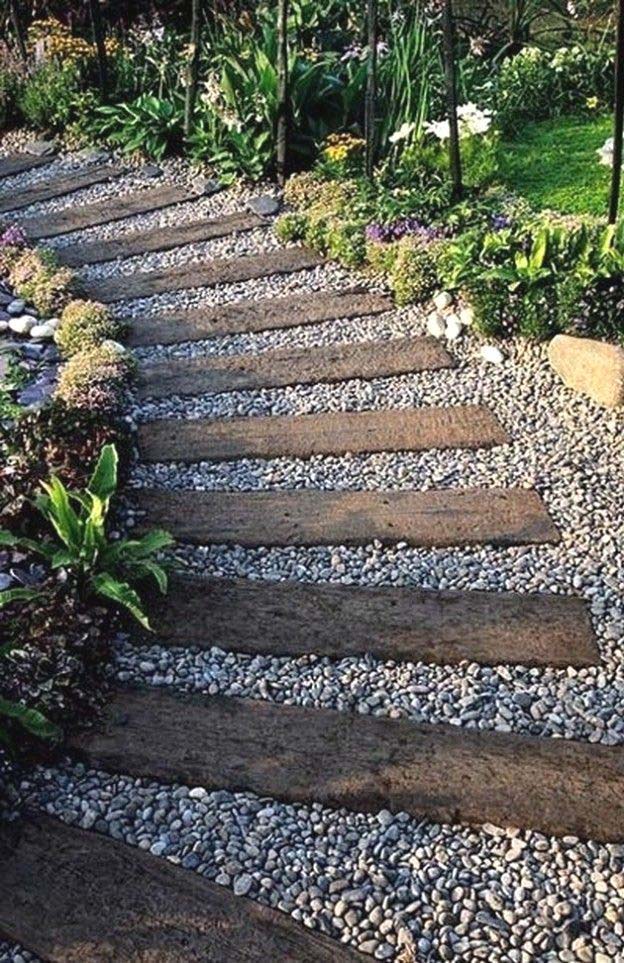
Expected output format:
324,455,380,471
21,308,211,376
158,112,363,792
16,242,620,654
0,444,172,629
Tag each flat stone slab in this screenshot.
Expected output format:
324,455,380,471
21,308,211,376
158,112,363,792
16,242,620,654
548,334,624,408
23,183,222,242
69,688,624,842
138,335,454,399
147,574,599,668
56,210,262,266
128,288,394,347
138,405,509,462
83,247,325,303
0,163,126,214
0,815,364,963
0,152,53,179
136,487,559,548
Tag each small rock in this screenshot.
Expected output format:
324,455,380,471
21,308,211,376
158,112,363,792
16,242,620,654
0,574,13,590
433,291,453,311
141,164,163,178
193,175,221,196
480,344,505,365
459,306,475,326
548,334,624,408
7,300,26,316
427,312,446,339
9,316,36,335
0,320,8,333
445,315,463,341
30,323,55,340
188,786,207,800
24,139,58,157
75,147,110,164
248,194,280,217
233,872,253,896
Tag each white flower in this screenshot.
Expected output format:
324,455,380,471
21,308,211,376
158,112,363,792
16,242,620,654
425,104,492,141
598,137,616,167
425,118,451,141
389,121,417,144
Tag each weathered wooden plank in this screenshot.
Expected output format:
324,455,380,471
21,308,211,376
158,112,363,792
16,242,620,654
69,688,624,842
128,288,394,347
0,152,52,179
138,335,454,400
55,210,261,266
0,815,365,963
0,163,126,214
83,247,325,303
22,182,220,242
147,574,599,668
136,487,560,548
138,405,509,463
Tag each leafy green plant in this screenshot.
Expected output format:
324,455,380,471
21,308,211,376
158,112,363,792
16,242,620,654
92,94,184,160
55,300,123,358
0,445,172,629
17,61,89,132
55,342,135,413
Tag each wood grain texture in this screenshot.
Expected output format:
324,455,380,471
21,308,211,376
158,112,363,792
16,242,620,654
136,487,560,548
145,573,599,668
128,289,394,346
137,335,454,399
83,247,325,303
69,688,624,842
0,815,365,962
0,152,52,179
138,405,509,462
56,212,258,267
0,163,126,214
21,183,218,241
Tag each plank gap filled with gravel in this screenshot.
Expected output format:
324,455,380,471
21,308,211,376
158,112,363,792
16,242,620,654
0,152,53,179
138,405,509,463
137,335,454,400
83,246,325,303
20,182,219,241
0,814,365,963
55,210,262,266
127,288,394,346
67,688,624,842
144,574,599,667
0,163,126,214
135,487,559,548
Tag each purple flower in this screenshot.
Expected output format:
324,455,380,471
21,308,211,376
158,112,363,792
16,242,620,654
0,224,26,248
490,213,512,232
366,217,449,245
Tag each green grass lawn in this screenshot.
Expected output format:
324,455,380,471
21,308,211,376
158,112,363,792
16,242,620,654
500,114,613,217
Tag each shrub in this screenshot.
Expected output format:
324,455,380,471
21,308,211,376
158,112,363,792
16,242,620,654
8,247,57,288
365,238,401,278
55,342,135,413
91,94,184,160
55,300,123,358
325,219,367,267
0,67,22,130
283,171,324,209
16,264,74,316
389,237,445,306
17,60,86,132
274,212,307,243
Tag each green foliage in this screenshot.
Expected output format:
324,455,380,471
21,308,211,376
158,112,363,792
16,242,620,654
92,94,184,160
0,679,61,755
0,445,172,629
326,219,367,267
389,237,444,306
55,300,123,358
55,343,135,413
0,67,23,130
7,246,74,317
17,61,88,132
274,212,307,243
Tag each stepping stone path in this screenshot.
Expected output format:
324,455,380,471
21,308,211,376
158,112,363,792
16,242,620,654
1,161,608,960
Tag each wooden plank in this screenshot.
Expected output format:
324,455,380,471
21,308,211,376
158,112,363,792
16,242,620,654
147,574,600,668
138,405,509,463
128,288,394,347
68,688,624,842
138,335,454,399
136,487,560,548
0,152,52,179
23,183,221,242
55,210,262,266
0,163,126,214
83,247,325,303
0,815,365,963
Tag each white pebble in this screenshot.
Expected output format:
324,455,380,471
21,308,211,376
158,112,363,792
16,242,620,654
480,344,505,365
426,312,446,339
433,291,453,311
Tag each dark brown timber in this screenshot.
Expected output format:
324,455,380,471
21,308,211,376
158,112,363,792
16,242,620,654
135,487,559,548
137,335,453,399
0,815,366,962
0,163,126,214
128,289,393,347
57,211,263,267
68,688,624,842
83,247,325,303
147,573,599,668
138,405,509,463
0,153,53,179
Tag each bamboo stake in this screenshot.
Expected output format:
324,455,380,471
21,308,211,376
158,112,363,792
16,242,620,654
365,0,378,180
276,0,289,186
609,0,624,224
184,0,203,137
441,0,463,201
88,0,109,98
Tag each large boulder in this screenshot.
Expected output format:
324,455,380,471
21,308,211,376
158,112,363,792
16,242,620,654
548,334,624,408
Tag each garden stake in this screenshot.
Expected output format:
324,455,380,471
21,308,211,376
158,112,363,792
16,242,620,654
277,0,289,187
609,0,624,224
184,0,203,138
88,0,109,98
365,0,379,180
441,0,463,201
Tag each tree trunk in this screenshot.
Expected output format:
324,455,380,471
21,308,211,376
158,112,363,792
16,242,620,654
609,0,624,224
365,0,378,180
8,0,28,64
184,0,203,138
88,0,109,98
441,0,463,202
276,0,289,187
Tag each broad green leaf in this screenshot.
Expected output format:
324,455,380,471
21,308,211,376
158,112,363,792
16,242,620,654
0,587,41,609
92,573,152,630
0,696,61,742
0,530,19,546
88,444,118,503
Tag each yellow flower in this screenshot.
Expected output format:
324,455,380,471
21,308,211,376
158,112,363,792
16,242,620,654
586,96,599,110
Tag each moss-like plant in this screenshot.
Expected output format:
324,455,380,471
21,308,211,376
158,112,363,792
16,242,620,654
389,237,444,306
274,212,307,244
55,342,135,412
8,247,73,316
55,299,123,358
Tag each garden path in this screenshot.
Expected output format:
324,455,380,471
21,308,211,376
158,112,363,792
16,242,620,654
1,158,621,963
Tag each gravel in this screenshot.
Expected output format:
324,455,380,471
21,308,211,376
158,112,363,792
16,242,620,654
0,943,40,963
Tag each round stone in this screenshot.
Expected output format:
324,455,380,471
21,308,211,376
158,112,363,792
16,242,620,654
433,291,453,311
427,312,446,339
480,344,505,365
